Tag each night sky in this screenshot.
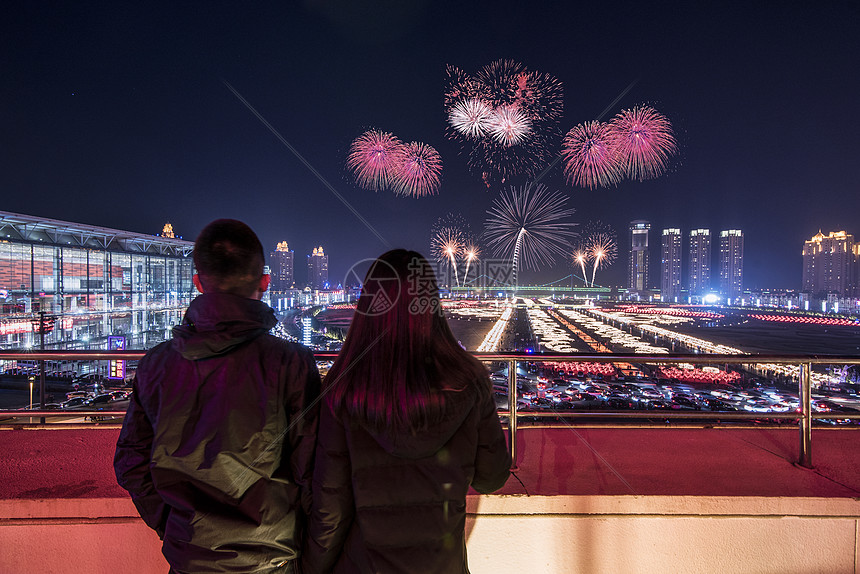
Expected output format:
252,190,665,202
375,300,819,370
2,1,858,289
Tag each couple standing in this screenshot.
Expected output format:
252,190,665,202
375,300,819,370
114,219,511,573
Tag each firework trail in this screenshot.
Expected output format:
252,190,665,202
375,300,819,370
587,232,617,287
561,121,623,189
483,183,577,285
444,60,563,186
391,141,442,198
572,247,590,286
611,104,677,181
347,130,404,191
461,239,481,285
431,213,468,286
580,221,617,287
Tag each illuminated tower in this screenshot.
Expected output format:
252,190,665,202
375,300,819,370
628,220,650,294
307,246,329,290
661,229,682,302
269,241,294,291
719,230,744,300
688,229,711,297
802,231,855,296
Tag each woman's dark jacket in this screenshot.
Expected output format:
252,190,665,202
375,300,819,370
114,293,320,573
303,381,510,574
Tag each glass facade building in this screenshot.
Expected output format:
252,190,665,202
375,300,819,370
628,220,650,294
0,211,195,351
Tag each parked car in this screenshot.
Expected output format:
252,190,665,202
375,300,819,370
62,397,88,409
89,394,114,406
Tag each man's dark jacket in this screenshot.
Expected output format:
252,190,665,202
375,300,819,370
303,381,510,574
115,292,320,573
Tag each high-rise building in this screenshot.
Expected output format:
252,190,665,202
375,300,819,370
855,244,860,297
661,228,682,302
802,231,855,296
688,229,711,297
719,230,744,300
307,246,329,290
628,220,650,294
269,241,294,291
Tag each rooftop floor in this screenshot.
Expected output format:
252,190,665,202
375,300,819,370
1,425,859,501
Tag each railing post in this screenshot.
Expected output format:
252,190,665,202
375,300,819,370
798,362,813,468
39,358,46,424
508,358,518,470
39,314,47,424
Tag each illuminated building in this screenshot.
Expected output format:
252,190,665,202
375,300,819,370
269,241,294,291
802,231,855,296
307,246,328,290
688,229,711,297
719,230,744,300
627,220,650,294
661,229,682,302
0,210,194,350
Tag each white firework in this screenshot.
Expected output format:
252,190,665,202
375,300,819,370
448,98,493,139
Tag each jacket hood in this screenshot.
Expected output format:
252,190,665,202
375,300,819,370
358,383,479,459
172,293,277,360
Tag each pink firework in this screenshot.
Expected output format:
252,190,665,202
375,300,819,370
445,59,562,185
390,142,442,197
513,70,565,124
487,105,532,147
347,130,404,191
610,104,677,181
444,64,490,110
561,121,623,189
448,98,493,139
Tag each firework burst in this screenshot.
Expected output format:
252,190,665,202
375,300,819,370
461,238,481,285
513,69,564,125
586,232,617,287
444,60,563,186
483,183,577,282
487,105,532,147
431,213,468,286
443,64,490,110
390,141,442,198
611,104,677,181
448,98,493,139
579,221,617,286
347,130,404,191
572,247,591,286
561,121,623,189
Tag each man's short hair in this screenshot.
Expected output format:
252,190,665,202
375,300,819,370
193,219,265,296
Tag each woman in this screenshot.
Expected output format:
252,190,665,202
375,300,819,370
303,249,510,574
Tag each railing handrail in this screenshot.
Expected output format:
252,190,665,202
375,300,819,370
3,350,860,469
2,350,860,364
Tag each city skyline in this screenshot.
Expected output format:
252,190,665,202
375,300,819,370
2,2,858,289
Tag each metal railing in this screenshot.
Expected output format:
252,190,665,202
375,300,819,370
2,350,860,469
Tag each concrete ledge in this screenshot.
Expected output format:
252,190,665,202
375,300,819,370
2,494,859,574
468,493,860,518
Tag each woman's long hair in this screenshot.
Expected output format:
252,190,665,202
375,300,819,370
325,249,489,433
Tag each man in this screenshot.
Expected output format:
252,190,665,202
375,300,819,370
115,219,320,573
